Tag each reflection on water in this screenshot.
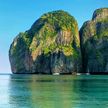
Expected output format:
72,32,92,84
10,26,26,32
0,75,108,108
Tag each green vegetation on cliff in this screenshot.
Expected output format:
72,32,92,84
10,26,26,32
29,10,79,57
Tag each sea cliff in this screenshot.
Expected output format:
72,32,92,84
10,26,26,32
9,8,108,74
80,8,108,73
9,10,81,74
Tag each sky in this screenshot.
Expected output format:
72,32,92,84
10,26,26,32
0,0,108,73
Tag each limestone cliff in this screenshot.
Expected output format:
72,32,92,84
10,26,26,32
80,8,108,73
9,10,81,74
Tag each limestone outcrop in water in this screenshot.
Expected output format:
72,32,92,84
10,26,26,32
9,10,81,74
80,8,108,73
9,8,108,74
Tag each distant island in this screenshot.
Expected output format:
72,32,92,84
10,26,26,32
9,8,108,74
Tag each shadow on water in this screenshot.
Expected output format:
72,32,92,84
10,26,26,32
5,75,108,108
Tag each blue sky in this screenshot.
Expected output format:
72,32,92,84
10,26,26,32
0,0,108,73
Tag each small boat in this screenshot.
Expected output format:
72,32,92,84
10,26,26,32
53,73,60,75
86,73,90,75
76,73,90,75
76,73,81,75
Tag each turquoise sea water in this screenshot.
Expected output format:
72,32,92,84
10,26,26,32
0,74,108,108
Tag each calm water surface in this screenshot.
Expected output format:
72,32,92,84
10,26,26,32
0,74,108,108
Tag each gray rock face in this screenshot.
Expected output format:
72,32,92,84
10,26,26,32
9,10,81,74
80,8,108,73
92,8,108,21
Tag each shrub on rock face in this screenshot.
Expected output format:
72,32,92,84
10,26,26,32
80,8,108,73
9,10,81,74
